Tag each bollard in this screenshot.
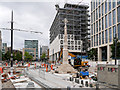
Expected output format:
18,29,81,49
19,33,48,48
28,63,30,67
51,65,53,70
35,63,36,69
46,64,48,72
85,81,88,87
44,64,45,67
0,67,3,73
5,63,8,66
41,64,43,67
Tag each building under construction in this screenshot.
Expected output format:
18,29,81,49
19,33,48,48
49,3,90,62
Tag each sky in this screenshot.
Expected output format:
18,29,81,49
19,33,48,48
0,0,91,50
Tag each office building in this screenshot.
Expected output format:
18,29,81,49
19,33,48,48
2,43,8,54
49,3,90,62
91,0,120,61
40,46,48,57
23,40,38,60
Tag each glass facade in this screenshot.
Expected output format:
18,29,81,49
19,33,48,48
109,28,112,42
113,0,116,8
109,0,111,11
96,21,98,33
105,30,108,43
102,3,104,16
118,24,120,40
94,35,95,46
102,17,104,30
113,26,116,38
118,7,120,23
113,9,116,25
102,31,104,44
99,6,101,18
99,33,101,45
105,15,108,28
96,34,98,46
105,1,107,14
25,40,38,59
96,9,98,20
99,19,101,31
109,12,112,27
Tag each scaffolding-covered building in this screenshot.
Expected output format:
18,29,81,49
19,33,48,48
49,3,90,62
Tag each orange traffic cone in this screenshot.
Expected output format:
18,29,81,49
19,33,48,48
51,65,53,70
46,64,48,72
0,67,3,73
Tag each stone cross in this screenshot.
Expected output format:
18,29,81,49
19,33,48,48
63,18,68,64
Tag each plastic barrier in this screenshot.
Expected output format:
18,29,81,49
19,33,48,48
28,63,30,67
44,64,46,67
0,67,3,73
5,63,8,66
46,64,48,72
51,65,53,70
35,63,36,69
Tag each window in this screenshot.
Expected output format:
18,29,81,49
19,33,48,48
109,28,112,42
102,17,104,30
113,10,116,25
109,13,112,27
96,34,98,46
99,6,101,18
113,0,116,8
105,15,108,28
102,3,104,16
99,19,101,31
109,0,111,11
68,40,70,45
105,30,108,43
105,1,107,14
94,23,95,34
91,36,93,47
94,35,96,46
118,7,120,23
60,40,63,44
102,32,104,44
113,26,116,38
91,24,93,35
96,21,98,33
118,24,120,40
118,0,120,5
99,33,101,45
94,11,95,21
96,9,98,20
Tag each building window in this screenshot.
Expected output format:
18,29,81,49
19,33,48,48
109,0,111,11
109,12,112,27
113,26,116,38
94,23,95,34
109,28,112,42
91,36,93,47
105,1,107,14
113,10,116,25
118,24,120,40
113,0,116,8
94,11,95,21
118,0,120,5
68,40,70,45
105,30,108,43
99,33,101,45
68,46,70,49
78,41,80,45
75,46,77,50
96,21,98,33
102,17,104,30
118,7,120,23
96,9,98,20
96,34,98,46
99,6,101,18
102,3,104,16
94,35,96,46
105,15,108,28
102,32,104,44
71,41,74,45
60,40,63,44
72,46,74,50
61,34,63,39
99,19,101,31
91,24,93,35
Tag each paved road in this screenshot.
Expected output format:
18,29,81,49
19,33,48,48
26,68,79,88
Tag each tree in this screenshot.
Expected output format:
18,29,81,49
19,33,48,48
87,48,97,61
40,53,46,62
24,52,33,61
111,38,120,59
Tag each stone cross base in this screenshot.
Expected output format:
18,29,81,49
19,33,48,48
55,64,77,74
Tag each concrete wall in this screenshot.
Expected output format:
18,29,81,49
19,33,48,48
97,64,120,88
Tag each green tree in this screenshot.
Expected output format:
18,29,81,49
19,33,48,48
87,48,97,61
24,52,33,61
40,53,46,59
111,38,120,59
13,51,22,61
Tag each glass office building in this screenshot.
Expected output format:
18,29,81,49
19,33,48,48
24,40,38,59
91,0,120,61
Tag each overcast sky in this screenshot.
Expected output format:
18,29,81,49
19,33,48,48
0,0,90,50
